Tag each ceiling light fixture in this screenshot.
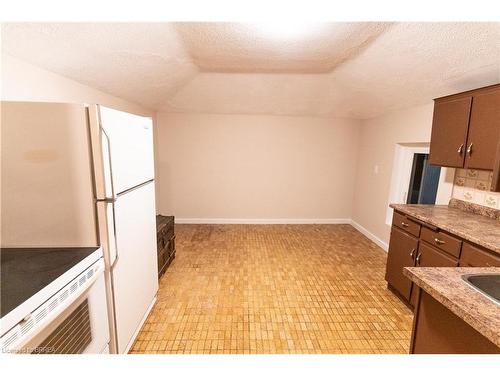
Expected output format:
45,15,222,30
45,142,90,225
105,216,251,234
251,22,326,40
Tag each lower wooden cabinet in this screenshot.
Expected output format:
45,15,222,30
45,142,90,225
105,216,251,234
386,210,500,308
410,290,500,354
385,227,417,301
386,209,500,353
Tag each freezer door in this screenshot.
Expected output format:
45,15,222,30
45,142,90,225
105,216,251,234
98,106,154,194
111,182,158,353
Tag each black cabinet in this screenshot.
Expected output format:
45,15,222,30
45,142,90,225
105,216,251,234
156,215,175,279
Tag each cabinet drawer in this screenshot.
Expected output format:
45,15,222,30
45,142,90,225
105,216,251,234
420,226,462,258
393,211,421,237
460,243,500,267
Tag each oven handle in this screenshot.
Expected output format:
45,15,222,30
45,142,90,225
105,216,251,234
8,260,105,352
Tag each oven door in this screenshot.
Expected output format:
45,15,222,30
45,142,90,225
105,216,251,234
2,259,109,354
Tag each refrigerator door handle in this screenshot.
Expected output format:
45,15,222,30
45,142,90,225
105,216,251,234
100,126,119,268
108,202,120,269
101,127,116,200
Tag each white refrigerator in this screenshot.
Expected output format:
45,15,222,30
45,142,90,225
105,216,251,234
1,102,159,354
90,105,158,354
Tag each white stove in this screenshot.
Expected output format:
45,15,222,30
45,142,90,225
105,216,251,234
1,247,109,354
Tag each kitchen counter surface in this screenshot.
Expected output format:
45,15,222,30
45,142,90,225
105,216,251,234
404,267,500,348
389,203,500,255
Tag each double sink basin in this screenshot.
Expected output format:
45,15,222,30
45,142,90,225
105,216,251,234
462,274,500,304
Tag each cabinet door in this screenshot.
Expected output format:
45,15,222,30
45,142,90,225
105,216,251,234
410,242,459,306
416,242,459,267
411,291,500,354
385,227,418,301
464,88,500,170
429,97,472,168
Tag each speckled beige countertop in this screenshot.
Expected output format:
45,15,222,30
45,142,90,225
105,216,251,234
404,267,500,347
390,204,500,255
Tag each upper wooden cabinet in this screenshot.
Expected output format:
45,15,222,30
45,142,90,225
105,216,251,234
465,88,500,170
428,97,471,168
429,84,500,191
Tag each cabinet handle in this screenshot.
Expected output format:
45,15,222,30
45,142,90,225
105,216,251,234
434,238,445,245
416,253,422,265
401,222,409,228
457,144,464,155
410,249,416,259
466,143,473,157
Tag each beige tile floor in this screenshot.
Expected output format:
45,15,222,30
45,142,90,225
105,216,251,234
130,224,413,354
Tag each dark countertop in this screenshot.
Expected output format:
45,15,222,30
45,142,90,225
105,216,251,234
0,247,99,317
404,267,500,347
390,204,500,255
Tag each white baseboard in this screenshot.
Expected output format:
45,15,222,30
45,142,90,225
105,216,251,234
174,218,352,225
349,220,389,252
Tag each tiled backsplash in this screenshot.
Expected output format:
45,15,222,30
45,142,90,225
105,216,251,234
452,169,500,209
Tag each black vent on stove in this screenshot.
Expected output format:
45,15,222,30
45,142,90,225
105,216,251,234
32,299,92,354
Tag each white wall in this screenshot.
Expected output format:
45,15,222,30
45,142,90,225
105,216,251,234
351,104,435,248
1,53,153,116
2,102,99,247
156,112,361,222
1,53,159,199
1,54,158,246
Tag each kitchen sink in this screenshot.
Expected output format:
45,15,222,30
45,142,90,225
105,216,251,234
462,274,500,305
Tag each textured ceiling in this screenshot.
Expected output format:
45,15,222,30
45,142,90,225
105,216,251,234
2,22,500,119
174,22,391,73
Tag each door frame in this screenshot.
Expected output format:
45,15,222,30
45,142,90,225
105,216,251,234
386,143,454,225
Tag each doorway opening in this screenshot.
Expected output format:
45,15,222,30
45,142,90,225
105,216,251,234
386,142,455,226
406,153,441,204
